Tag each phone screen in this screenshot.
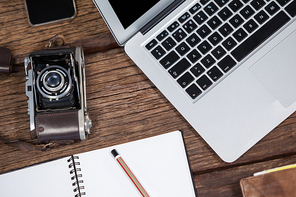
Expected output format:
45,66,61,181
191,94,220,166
25,0,76,26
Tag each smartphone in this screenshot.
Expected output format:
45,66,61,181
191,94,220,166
24,0,76,26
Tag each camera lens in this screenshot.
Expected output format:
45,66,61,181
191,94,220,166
42,70,65,92
37,65,71,100
45,72,61,88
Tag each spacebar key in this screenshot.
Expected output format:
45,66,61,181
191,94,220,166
231,11,290,62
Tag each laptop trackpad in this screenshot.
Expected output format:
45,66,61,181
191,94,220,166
250,30,296,108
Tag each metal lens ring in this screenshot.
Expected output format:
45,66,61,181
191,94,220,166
36,65,72,100
43,71,65,92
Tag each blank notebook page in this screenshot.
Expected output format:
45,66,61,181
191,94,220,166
77,131,196,196
0,157,73,197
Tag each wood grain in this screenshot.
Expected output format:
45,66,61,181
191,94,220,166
1,0,296,196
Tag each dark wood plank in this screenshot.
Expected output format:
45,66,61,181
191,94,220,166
1,0,296,196
194,154,296,197
0,0,118,70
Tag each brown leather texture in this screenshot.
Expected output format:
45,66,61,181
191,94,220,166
0,139,36,151
35,110,81,143
240,167,296,197
0,47,12,74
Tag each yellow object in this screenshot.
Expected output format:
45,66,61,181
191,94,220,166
254,164,296,176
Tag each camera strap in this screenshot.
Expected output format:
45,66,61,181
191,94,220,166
45,34,66,49
0,138,75,151
0,47,12,75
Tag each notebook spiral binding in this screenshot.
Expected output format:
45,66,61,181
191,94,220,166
68,156,86,197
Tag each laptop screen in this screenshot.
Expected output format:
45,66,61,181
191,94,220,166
93,0,176,45
108,0,160,29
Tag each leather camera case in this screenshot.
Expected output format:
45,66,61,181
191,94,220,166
34,110,81,143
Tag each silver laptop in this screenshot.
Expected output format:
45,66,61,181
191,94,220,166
92,0,296,162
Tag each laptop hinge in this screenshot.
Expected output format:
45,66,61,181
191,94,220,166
140,0,185,35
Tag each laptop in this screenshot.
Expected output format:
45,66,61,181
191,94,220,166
92,0,296,162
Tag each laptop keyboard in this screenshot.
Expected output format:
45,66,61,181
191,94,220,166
145,0,296,100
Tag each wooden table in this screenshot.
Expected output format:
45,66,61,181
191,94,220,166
1,0,296,196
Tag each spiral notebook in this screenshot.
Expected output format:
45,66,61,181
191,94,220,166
0,131,197,197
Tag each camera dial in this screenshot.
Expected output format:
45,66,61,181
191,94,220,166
36,65,72,100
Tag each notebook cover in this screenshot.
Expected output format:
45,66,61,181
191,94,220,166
240,167,296,197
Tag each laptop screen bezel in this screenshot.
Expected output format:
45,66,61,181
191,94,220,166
92,0,175,46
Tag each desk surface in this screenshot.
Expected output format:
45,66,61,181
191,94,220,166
1,0,296,196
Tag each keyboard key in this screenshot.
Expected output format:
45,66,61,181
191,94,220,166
265,2,280,16
197,25,212,38
217,55,236,72
187,49,202,63
276,0,291,6
218,7,233,21
186,33,201,47
198,40,212,54
244,19,259,33
231,11,290,62
189,3,202,14
179,12,191,23
219,23,234,37
215,0,229,7
285,0,296,17
160,51,180,69
151,46,166,60
177,72,194,88
193,11,208,25
172,28,187,42
186,84,202,99
229,14,244,28
229,0,243,12
207,66,223,81
233,28,248,42
191,63,205,77
151,0,295,101
200,0,211,5
146,39,158,50
176,42,190,56
201,54,216,68
222,37,237,51
208,32,223,46
197,75,213,90
254,10,269,24
207,16,222,29
204,2,219,16
169,58,191,78
250,0,266,10
162,37,176,51
168,21,180,32
183,20,198,33
211,45,226,59
240,5,255,19
157,30,169,41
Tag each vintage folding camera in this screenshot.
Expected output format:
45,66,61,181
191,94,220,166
24,47,91,143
